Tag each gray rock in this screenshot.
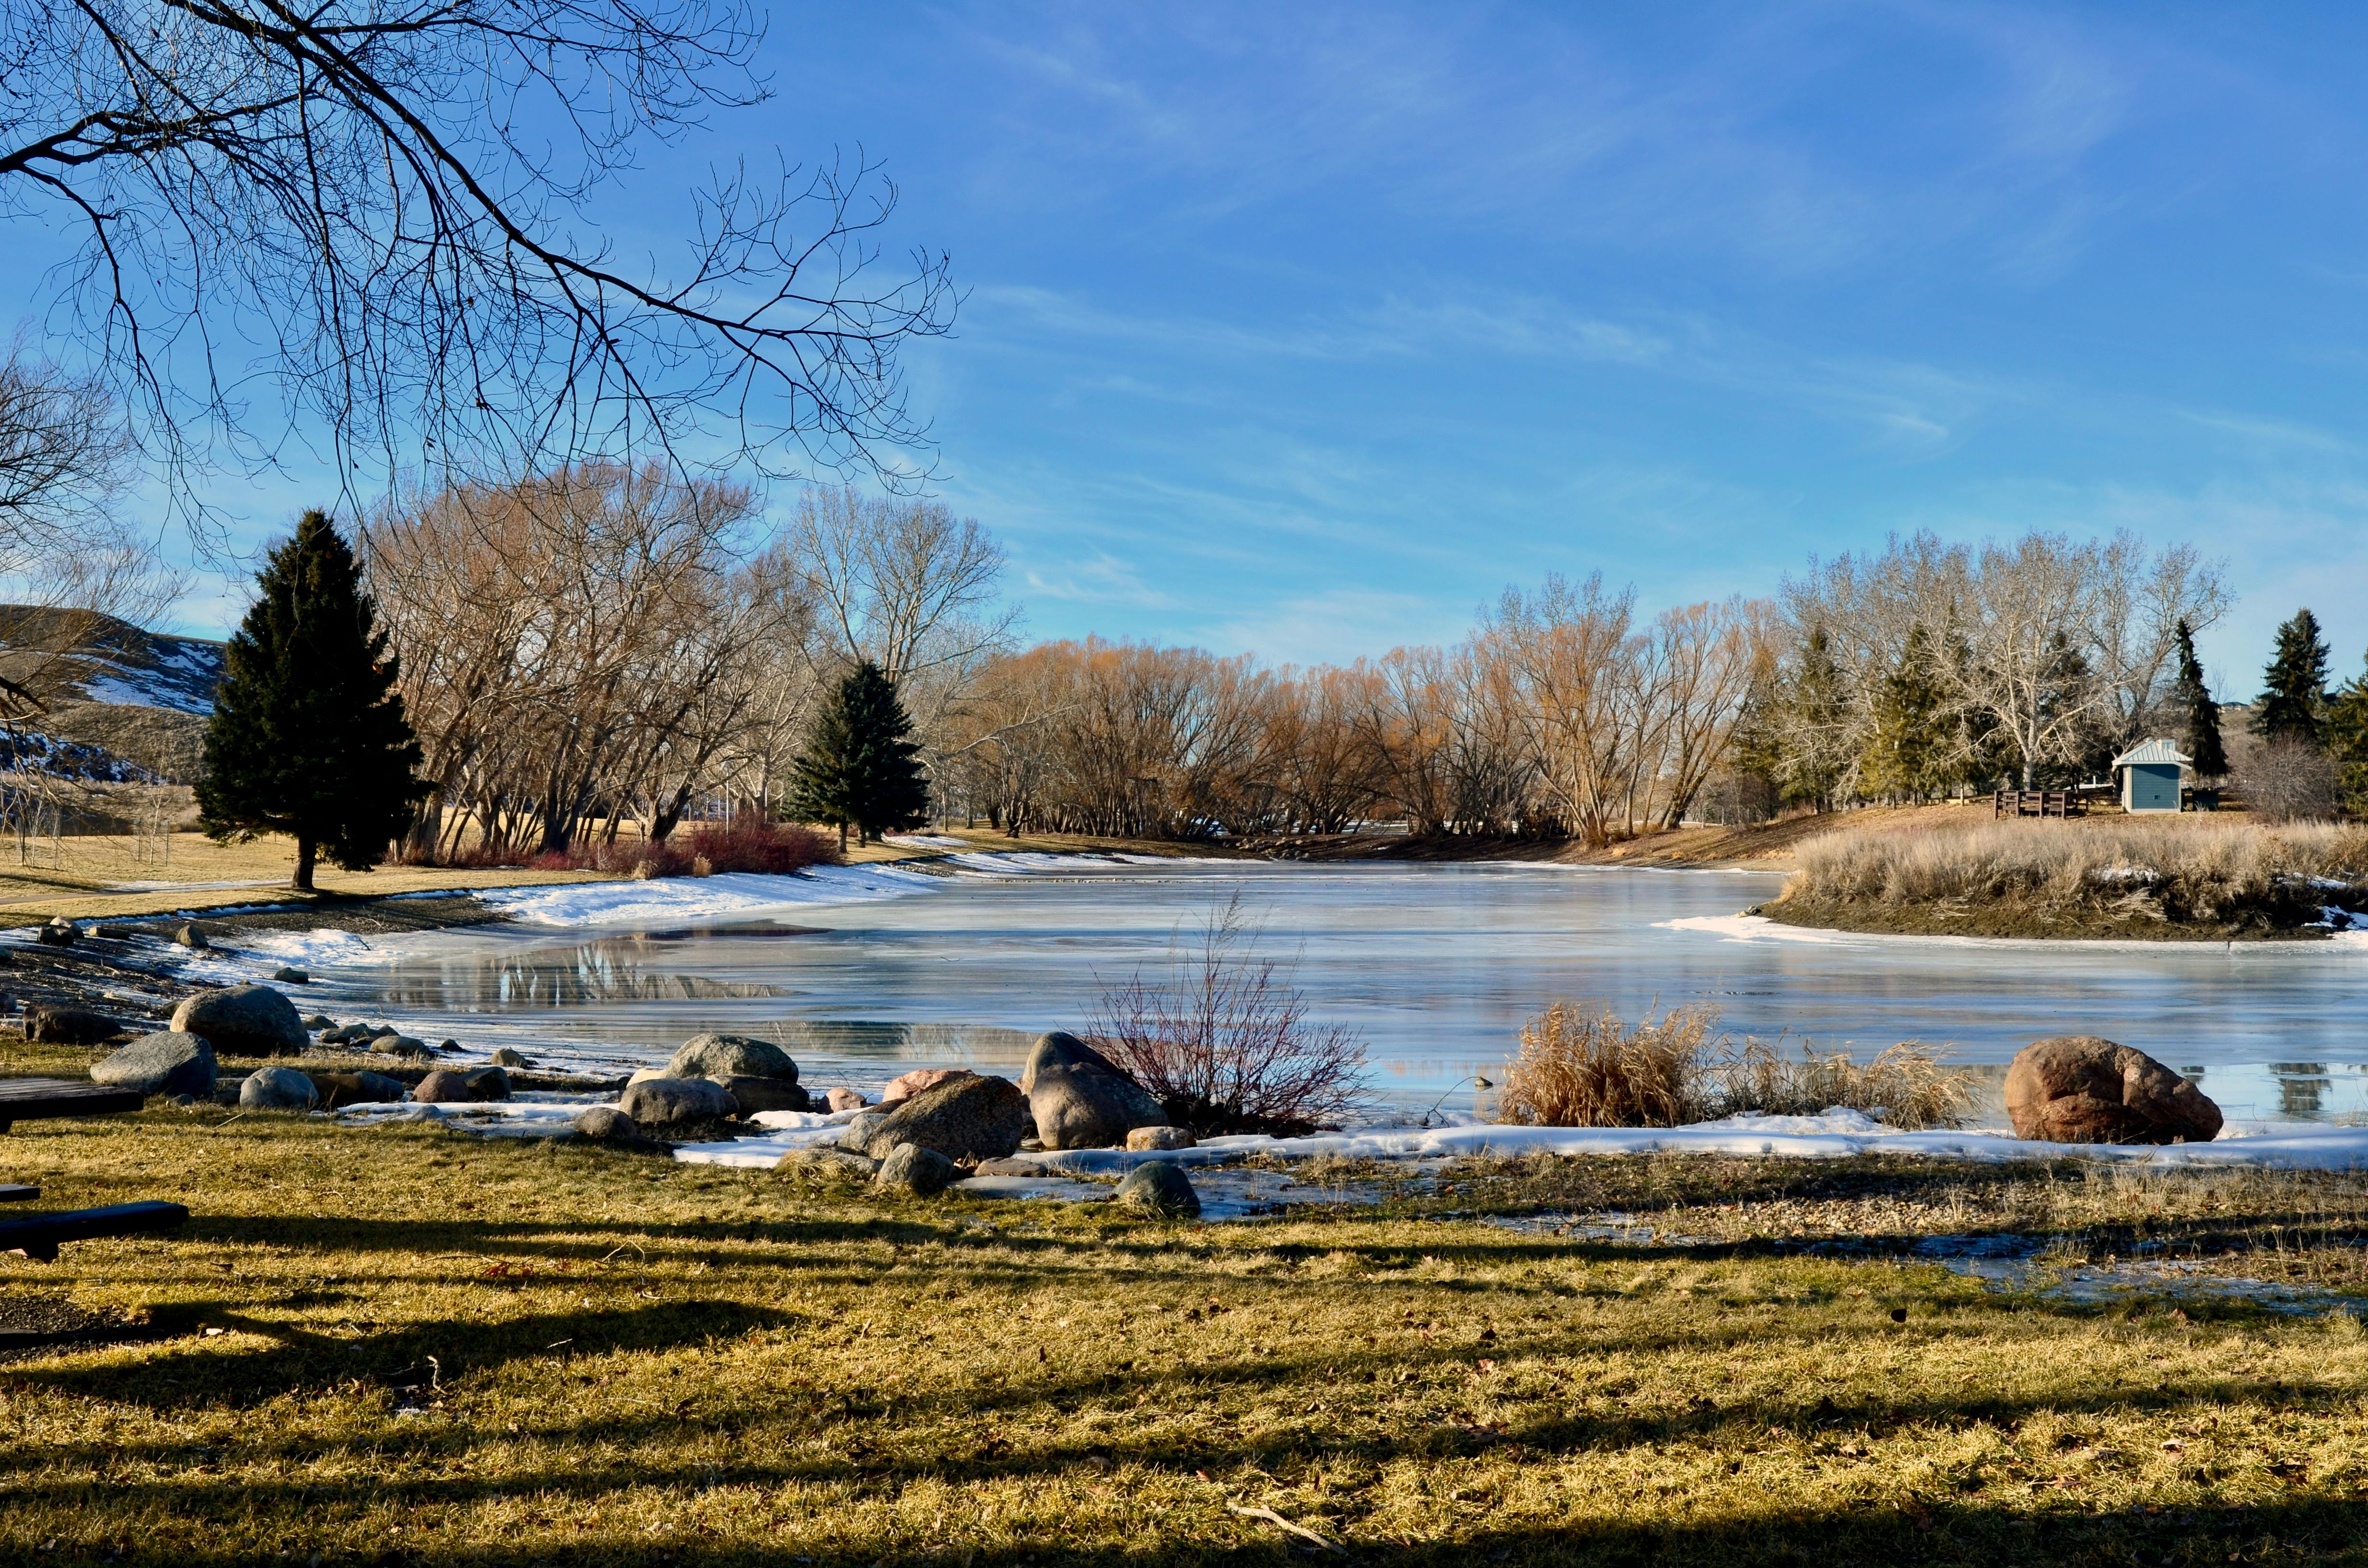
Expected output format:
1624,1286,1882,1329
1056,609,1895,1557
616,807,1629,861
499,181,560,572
488,1047,531,1068
572,1105,641,1142
237,1066,317,1112
777,1147,879,1181
308,1070,407,1109
90,1031,216,1097
34,917,75,947
714,1074,809,1114
461,1066,512,1101
1024,1031,1167,1150
372,1035,432,1059
973,1156,1052,1176
875,1142,957,1196
619,1076,737,1127
85,924,128,941
24,1003,122,1044
858,1074,1029,1164
171,985,306,1056
1115,1161,1200,1219
1126,1125,1196,1152
301,1015,335,1031
1018,1029,1130,1092
272,967,309,984
836,1109,888,1152
172,921,210,949
665,1032,797,1082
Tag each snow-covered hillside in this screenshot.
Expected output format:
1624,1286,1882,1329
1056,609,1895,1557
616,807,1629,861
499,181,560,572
0,607,224,714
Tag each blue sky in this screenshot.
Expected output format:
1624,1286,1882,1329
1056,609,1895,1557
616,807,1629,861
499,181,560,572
26,2,2368,697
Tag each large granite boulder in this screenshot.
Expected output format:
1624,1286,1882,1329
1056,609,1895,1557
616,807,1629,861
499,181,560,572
715,1074,810,1114
171,985,307,1056
308,1070,408,1109
238,1066,317,1111
874,1142,957,1196
857,1073,1029,1163
91,1032,216,1098
1021,1031,1168,1151
1116,1161,1201,1218
666,1033,797,1082
619,1076,737,1127
836,1109,888,1153
25,1004,123,1045
2005,1036,2223,1145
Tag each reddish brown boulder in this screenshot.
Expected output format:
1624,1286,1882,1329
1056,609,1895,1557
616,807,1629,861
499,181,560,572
2004,1036,2221,1145
880,1066,974,1104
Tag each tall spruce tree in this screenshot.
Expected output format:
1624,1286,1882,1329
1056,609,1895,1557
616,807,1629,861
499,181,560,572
2172,618,2227,780
2254,608,2331,746
788,660,929,848
197,511,425,891
2328,648,2368,819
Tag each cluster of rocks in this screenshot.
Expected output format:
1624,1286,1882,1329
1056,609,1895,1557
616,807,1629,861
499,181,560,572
777,1032,1204,1216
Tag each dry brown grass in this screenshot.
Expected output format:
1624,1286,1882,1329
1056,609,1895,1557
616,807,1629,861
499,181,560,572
1500,1003,1976,1130
1778,815,2368,936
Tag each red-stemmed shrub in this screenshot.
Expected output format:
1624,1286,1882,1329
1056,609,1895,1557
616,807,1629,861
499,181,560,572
682,815,838,874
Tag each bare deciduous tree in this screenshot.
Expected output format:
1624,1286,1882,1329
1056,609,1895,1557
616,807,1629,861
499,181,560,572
1,0,954,531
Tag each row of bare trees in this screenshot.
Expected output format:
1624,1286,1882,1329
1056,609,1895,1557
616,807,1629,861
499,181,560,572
363,470,1007,857
1768,530,2230,804
936,584,1772,845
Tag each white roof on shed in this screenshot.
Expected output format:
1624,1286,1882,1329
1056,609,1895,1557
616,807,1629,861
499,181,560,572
2111,738,2191,768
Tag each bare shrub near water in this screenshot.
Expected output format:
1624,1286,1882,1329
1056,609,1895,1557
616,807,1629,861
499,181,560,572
1089,894,1367,1137
1499,1000,1974,1129
1785,817,2368,920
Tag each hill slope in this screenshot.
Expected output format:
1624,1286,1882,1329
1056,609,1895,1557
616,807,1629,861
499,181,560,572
0,605,225,714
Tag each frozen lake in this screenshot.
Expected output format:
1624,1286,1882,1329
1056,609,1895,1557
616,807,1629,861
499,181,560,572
327,858,2368,1123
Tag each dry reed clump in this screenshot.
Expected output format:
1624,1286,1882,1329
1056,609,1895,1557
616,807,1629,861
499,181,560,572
1784,816,2368,925
1498,1000,1974,1130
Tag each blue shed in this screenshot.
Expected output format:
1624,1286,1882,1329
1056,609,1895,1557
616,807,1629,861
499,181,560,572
2111,739,2190,813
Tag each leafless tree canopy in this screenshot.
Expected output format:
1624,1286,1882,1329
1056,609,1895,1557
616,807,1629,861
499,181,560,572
0,0,955,528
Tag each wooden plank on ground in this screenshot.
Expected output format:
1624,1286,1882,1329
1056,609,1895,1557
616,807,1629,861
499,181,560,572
0,1200,188,1261
0,1078,145,1128
0,1184,39,1202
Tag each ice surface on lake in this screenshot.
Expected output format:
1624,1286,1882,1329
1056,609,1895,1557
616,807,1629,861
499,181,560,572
291,859,2368,1123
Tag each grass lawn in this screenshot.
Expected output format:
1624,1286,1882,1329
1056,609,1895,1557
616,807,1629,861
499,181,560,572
2,1098,2366,1564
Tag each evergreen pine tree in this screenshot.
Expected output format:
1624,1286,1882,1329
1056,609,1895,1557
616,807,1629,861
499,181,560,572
1860,625,1950,802
2254,608,2331,746
2172,618,2227,780
788,660,929,848
1783,625,1848,809
2327,647,2368,819
197,511,425,891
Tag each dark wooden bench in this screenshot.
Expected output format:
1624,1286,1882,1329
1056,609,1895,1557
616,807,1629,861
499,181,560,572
0,1201,187,1261
0,1078,186,1260
0,1078,145,1132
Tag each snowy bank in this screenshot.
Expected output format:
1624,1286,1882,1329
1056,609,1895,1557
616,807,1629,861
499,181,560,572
475,862,947,927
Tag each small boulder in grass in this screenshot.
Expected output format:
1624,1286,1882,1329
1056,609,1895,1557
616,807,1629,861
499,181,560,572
309,1070,407,1109
461,1066,512,1102
714,1075,809,1114
372,1035,432,1059
272,967,309,985
172,984,307,1055
825,1088,869,1113
412,1069,474,1103
91,1031,216,1098
34,917,76,947
1115,1161,1200,1219
778,1147,878,1182
858,1074,1030,1164
666,1032,797,1082
572,1105,641,1143
24,1003,123,1044
237,1066,318,1111
171,922,210,950
488,1047,531,1068
1125,1125,1195,1152
619,1076,737,1127
874,1142,957,1196
2005,1036,2223,1145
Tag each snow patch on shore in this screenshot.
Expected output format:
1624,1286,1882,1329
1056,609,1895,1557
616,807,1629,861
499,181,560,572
475,862,943,927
